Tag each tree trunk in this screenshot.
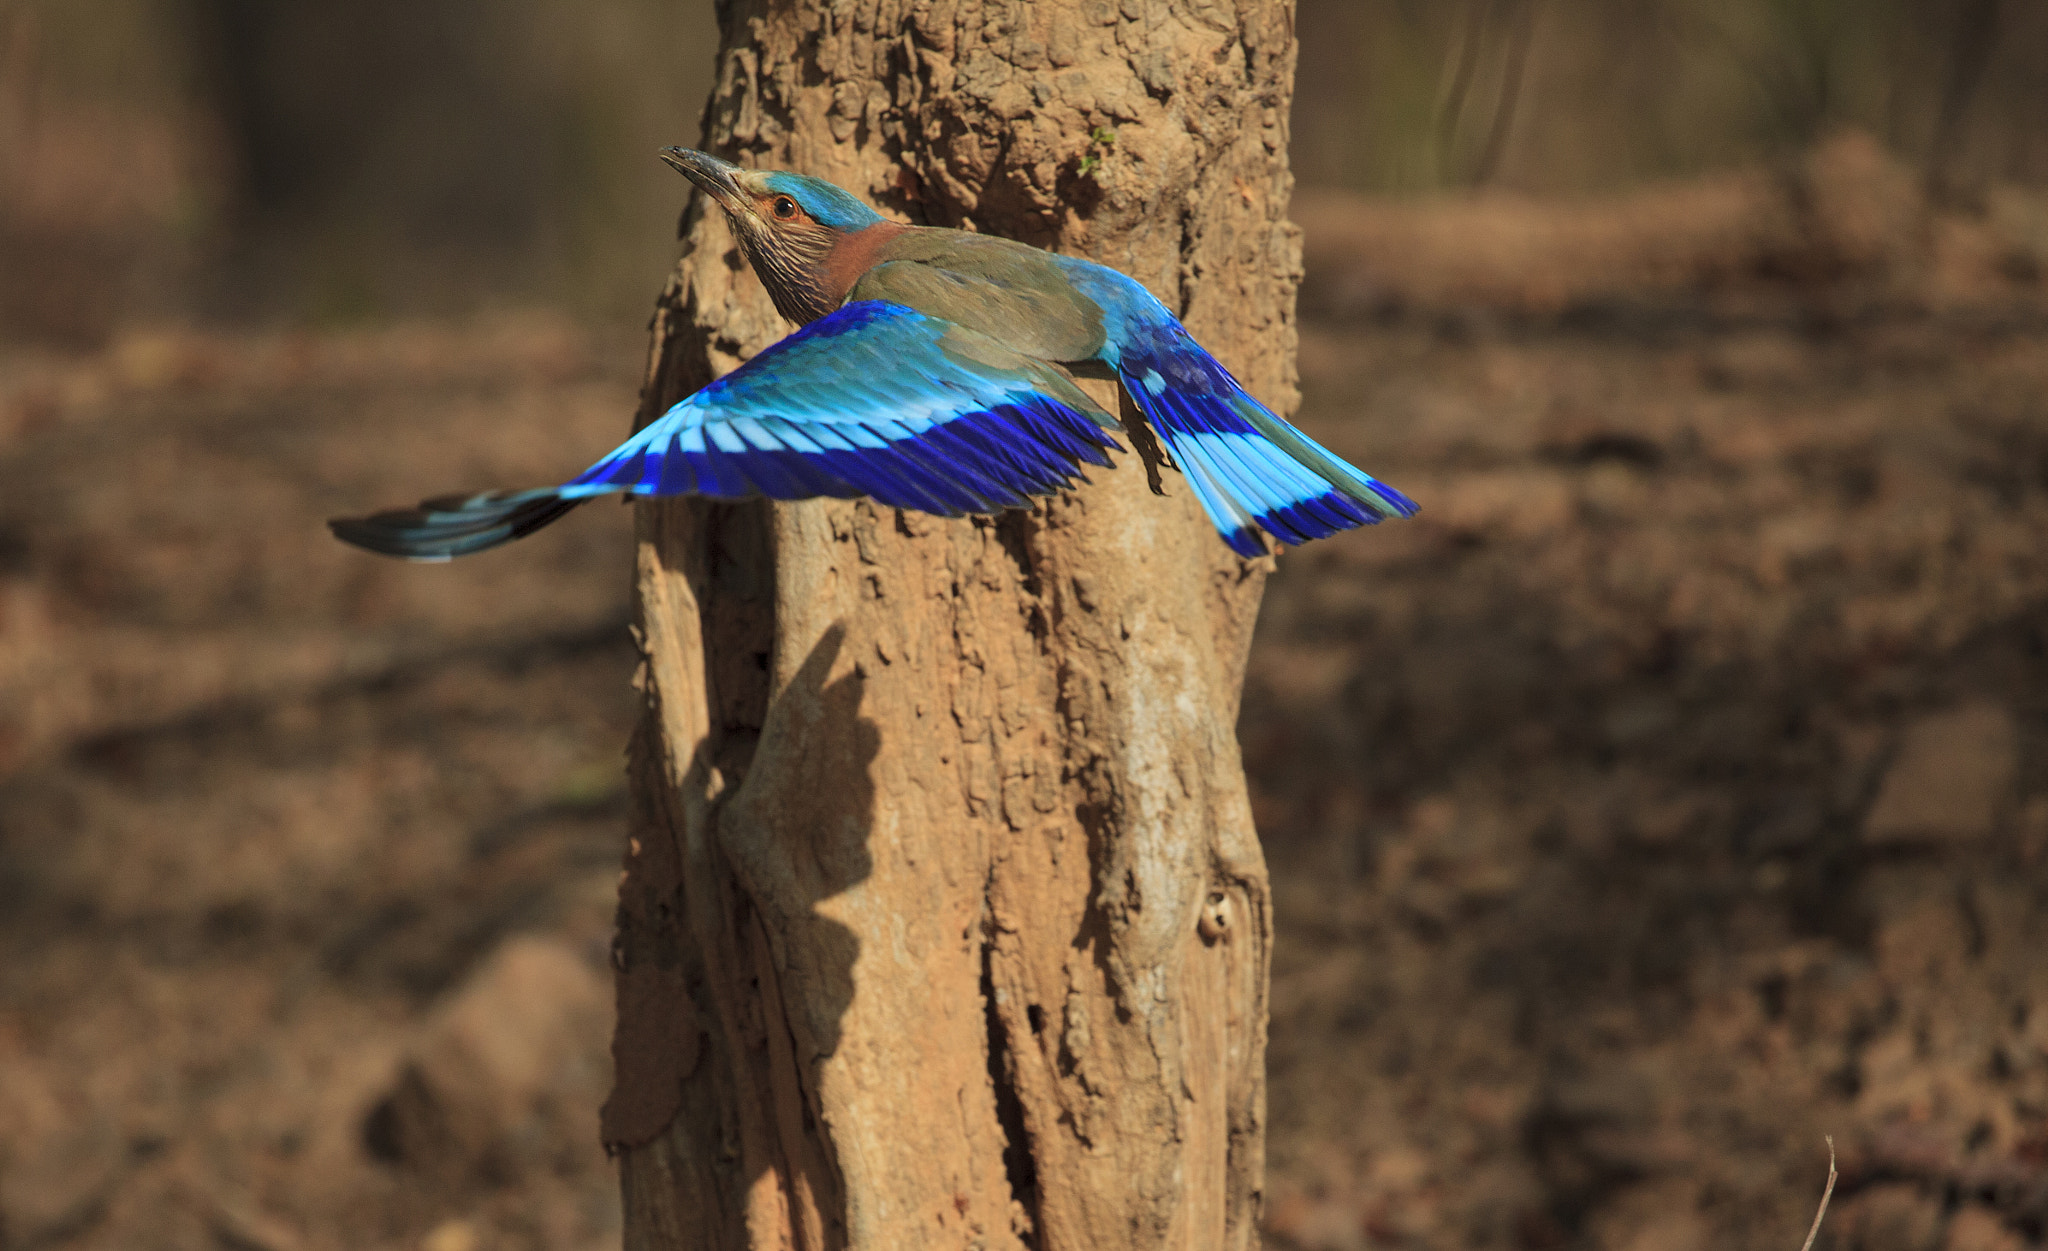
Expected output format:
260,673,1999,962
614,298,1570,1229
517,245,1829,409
602,3,1301,1248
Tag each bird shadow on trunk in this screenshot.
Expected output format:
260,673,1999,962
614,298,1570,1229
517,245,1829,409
718,616,876,1064
707,608,877,1246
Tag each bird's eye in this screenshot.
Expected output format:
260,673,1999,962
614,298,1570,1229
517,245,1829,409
771,196,798,220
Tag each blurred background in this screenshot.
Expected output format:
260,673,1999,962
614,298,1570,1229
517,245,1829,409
3,1,2048,1249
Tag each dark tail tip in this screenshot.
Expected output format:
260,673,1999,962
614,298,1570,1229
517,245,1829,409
328,489,584,561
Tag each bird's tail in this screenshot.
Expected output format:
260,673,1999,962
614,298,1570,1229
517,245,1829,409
328,489,585,561
1116,334,1417,557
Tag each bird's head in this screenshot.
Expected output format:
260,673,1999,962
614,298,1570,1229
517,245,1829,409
660,147,893,327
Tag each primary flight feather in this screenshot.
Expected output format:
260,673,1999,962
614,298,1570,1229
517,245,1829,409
329,148,1416,561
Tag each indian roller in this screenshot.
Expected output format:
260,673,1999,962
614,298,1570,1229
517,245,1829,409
329,149,1417,561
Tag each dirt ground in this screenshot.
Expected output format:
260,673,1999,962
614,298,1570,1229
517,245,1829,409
4,172,2048,1251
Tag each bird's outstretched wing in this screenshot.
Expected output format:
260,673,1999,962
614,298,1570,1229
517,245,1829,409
330,300,1124,561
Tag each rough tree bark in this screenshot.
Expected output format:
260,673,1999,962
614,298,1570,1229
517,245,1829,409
601,2,1302,1248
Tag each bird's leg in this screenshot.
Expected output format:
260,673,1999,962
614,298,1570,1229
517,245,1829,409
1115,385,1175,498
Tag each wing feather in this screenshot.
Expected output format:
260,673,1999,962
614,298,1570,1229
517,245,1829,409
330,300,1125,561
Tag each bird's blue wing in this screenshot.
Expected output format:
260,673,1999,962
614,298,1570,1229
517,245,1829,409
1053,258,1418,558
560,300,1118,517
330,300,1122,560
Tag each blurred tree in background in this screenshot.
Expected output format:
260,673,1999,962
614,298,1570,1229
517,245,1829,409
178,0,719,320
1293,0,2046,194
0,0,2043,341
0,0,717,335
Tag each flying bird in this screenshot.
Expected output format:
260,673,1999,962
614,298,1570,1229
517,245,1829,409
329,149,1416,561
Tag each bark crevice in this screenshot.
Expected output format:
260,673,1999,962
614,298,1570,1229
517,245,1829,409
980,918,1042,1247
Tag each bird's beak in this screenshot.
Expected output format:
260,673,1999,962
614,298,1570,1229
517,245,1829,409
660,147,747,214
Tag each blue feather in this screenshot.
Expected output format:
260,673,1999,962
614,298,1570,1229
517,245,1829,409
333,301,1122,560
553,300,1122,514
1046,256,1417,553
760,173,886,232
